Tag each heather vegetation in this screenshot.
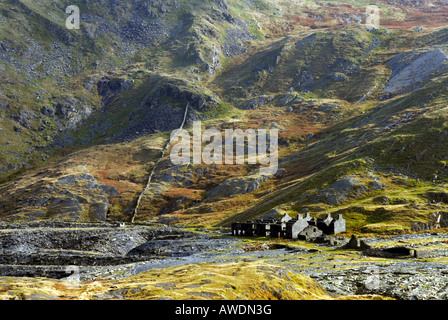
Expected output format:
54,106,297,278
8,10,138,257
1,0,448,300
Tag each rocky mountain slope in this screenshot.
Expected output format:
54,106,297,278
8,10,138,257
1,0,448,236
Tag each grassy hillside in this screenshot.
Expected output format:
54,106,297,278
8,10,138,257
1,0,448,234
0,260,388,300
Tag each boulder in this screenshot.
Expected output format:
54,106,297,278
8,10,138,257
372,196,391,205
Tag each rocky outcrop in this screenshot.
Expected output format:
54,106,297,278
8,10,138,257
312,176,367,206
238,95,274,110
383,48,448,95
104,80,220,143
207,174,271,199
97,76,134,100
223,25,258,57
0,173,119,222
310,175,386,206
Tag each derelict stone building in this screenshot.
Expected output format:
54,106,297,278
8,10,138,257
285,213,346,240
232,213,346,241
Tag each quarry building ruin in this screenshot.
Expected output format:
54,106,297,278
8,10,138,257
231,213,346,241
